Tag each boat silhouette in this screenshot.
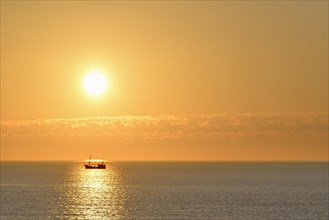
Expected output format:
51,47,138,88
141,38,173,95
84,155,106,169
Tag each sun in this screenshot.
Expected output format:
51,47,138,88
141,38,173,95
83,71,108,96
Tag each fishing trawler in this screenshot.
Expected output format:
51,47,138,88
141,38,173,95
84,155,106,169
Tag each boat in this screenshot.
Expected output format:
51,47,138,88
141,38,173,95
84,155,106,169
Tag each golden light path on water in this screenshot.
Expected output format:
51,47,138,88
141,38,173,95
64,163,127,219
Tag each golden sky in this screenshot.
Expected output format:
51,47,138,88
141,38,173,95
1,1,328,160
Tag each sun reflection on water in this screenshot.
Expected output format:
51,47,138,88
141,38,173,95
64,163,127,219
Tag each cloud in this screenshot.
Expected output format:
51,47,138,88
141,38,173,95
1,112,327,139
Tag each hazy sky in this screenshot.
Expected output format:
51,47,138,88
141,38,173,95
1,1,328,160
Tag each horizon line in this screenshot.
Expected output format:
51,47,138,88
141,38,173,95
1,159,328,162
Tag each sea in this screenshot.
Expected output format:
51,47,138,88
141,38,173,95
1,161,328,219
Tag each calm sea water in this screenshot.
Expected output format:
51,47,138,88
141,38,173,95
1,162,328,219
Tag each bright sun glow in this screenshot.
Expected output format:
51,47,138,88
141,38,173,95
83,71,108,96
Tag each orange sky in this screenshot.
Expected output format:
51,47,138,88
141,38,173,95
1,1,328,161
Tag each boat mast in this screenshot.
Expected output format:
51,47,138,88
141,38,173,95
89,155,91,166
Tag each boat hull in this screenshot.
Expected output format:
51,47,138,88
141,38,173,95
84,164,106,169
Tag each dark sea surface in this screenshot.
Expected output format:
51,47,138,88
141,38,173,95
1,161,328,219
